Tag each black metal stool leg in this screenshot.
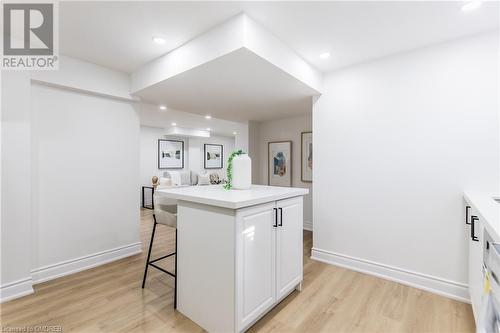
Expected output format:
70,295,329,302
142,215,158,288
174,229,178,309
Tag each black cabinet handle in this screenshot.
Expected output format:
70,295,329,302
471,215,479,242
278,207,283,227
466,206,471,225
273,208,278,227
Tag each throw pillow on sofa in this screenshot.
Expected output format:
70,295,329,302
158,177,172,188
198,173,210,185
180,170,191,186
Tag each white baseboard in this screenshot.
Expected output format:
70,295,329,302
303,220,313,231
311,247,470,303
0,277,34,303
31,242,142,284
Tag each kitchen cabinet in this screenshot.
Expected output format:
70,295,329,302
236,202,277,329
465,203,484,321
276,197,303,300
236,196,303,331
164,185,308,333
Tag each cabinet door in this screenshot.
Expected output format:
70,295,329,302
467,206,484,321
235,202,276,331
276,196,303,300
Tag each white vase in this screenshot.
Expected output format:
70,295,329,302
232,154,252,190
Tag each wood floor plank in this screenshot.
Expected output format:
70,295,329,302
1,209,475,332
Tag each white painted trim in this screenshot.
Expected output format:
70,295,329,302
0,277,34,303
31,79,140,103
31,242,142,284
311,247,470,303
303,220,313,231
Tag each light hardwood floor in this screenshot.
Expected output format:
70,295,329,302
1,209,475,332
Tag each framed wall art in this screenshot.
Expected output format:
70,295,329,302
268,141,292,187
204,144,223,169
301,131,312,182
158,139,184,169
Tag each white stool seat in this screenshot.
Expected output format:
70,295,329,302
153,191,177,228
142,187,178,309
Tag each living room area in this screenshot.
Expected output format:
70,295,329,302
3,2,497,331
138,107,313,231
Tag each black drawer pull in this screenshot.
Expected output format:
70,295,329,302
278,207,283,227
471,215,479,242
273,208,278,227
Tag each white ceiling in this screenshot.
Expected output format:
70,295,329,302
134,48,316,122
138,103,247,138
60,1,499,73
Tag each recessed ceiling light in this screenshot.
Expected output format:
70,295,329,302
152,36,166,45
233,131,237,135
171,122,177,126
206,128,211,131
159,105,167,110
319,52,331,59
461,1,482,11
205,115,212,119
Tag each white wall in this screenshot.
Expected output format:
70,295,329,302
31,55,134,100
252,114,313,230
140,125,235,188
31,84,140,272
1,72,34,301
248,121,261,183
1,56,142,302
312,32,499,301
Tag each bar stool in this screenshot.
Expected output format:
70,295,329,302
141,191,178,308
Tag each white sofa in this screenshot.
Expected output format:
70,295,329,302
155,170,213,209
160,170,212,187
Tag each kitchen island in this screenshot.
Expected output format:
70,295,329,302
463,191,500,322
155,185,309,332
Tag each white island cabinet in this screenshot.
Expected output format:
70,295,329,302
156,185,309,333
464,191,500,324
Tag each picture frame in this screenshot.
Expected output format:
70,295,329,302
204,144,223,169
301,131,312,182
158,139,184,169
268,141,292,187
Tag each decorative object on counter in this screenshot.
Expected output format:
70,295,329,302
301,131,312,182
224,150,251,190
209,173,222,185
158,139,184,169
268,141,292,187
232,153,251,190
152,176,159,188
204,144,223,169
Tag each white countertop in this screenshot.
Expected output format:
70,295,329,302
156,184,309,209
464,191,500,240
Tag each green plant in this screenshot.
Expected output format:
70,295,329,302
224,149,245,190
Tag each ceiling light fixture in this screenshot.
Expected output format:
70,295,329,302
233,131,237,135
206,128,211,131
171,122,177,126
461,1,482,11
205,115,212,119
319,52,331,59
152,36,166,45
159,105,167,110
